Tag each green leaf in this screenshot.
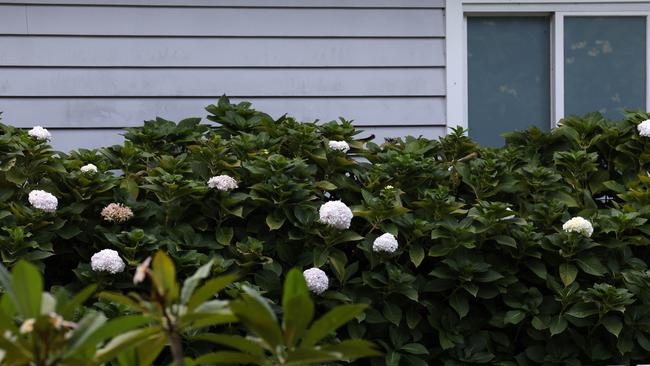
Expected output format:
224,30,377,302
383,303,402,326
151,251,179,302
195,351,265,365
181,259,214,305
120,177,140,200
505,310,526,325
187,273,238,312
549,316,567,336
409,245,425,268
301,304,367,347
576,257,607,276
385,351,401,366
230,287,284,351
528,261,547,280
63,311,107,358
11,261,42,318
493,235,517,248
282,269,314,347
315,180,337,191
266,211,286,231
98,292,146,312
215,226,234,246
602,316,623,337
192,334,265,356
59,284,97,319
559,263,578,286
94,326,163,365
320,339,383,360
449,292,469,319
401,343,429,355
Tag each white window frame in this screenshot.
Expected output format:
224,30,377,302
445,1,650,131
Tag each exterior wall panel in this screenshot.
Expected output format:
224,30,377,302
0,1,446,151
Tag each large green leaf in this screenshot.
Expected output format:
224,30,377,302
11,261,42,318
282,269,314,347
230,287,284,352
181,259,214,305
187,273,238,312
301,304,367,347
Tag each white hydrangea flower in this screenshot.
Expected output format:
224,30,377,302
91,249,125,274
562,216,593,238
638,119,650,137
319,200,353,230
80,163,98,174
27,126,51,141
303,268,329,295
28,190,58,212
328,140,350,153
207,175,238,191
373,233,399,253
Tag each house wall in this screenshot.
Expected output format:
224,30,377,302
0,0,446,151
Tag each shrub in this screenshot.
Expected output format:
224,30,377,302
2,98,650,364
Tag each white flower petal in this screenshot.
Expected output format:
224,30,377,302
319,200,353,230
91,249,125,274
303,268,329,295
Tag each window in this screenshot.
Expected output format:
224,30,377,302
445,2,650,146
467,17,551,146
564,16,646,119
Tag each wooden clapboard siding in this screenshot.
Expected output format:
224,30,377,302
0,97,446,128
0,37,445,67
0,0,446,151
0,5,444,37
0,68,444,96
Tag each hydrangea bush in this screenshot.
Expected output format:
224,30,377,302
2,99,650,364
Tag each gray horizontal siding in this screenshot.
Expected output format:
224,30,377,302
0,97,446,128
0,68,445,96
47,126,447,151
0,0,444,8
0,37,445,67
0,5,444,37
0,2,446,151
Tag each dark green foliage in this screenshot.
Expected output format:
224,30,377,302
2,98,650,364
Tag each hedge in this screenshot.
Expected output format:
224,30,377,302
2,98,650,365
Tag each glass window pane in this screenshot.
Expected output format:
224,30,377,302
468,17,550,147
564,16,646,119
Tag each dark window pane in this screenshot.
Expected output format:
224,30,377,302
468,17,550,147
564,16,646,119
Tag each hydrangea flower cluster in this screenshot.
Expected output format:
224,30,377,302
28,190,58,212
90,249,125,274
562,216,593,237
328,140,350,153
319,200,353,230
207,175,238,191
372,233,399,253
101,203,134,223
27,126,51,141
80,163,98,174
303,267,329,295
638,119,650,137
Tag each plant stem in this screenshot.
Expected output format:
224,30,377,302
167,330,185,366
